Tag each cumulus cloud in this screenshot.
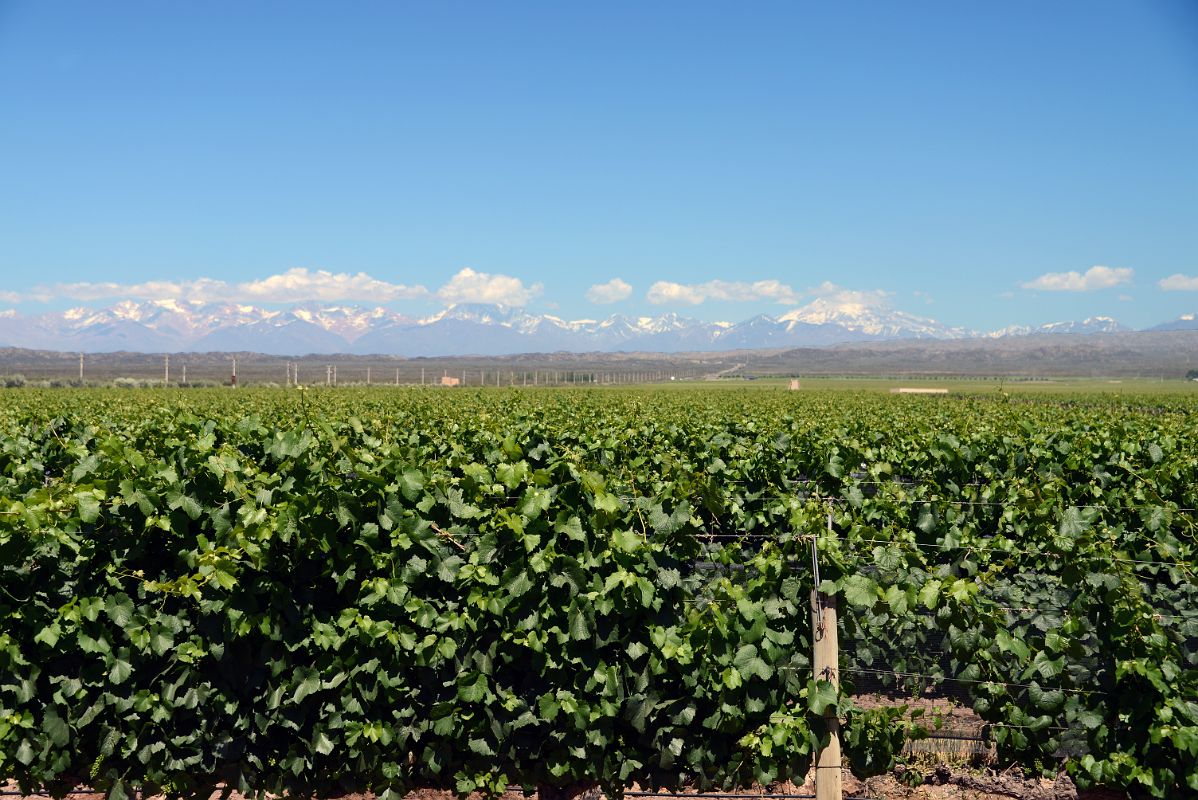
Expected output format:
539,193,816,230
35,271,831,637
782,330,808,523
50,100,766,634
645,278,802,306
585,278,633,304
5,266,547,308
435,267,542,306
806,281,890,307
1021,265,1133,292
238,269,426,302
1158,273,1198,291
12,268,430,304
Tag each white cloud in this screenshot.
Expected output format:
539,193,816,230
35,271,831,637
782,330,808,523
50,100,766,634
238,268,426,303
12,268,430,304
645,278,802,306
646,281,706,305
806,281,890,307
1020,265,1133,292
435,267,542,306
586,278,633,304
1159,273,1198,291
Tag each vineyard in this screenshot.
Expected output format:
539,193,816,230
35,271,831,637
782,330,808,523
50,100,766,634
0,387,1195,799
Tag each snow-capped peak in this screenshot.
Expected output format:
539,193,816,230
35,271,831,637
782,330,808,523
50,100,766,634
0,299,1177,357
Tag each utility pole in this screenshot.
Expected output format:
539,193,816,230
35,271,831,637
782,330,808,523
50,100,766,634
812,510,842,800
326,365,332,386
421,367,425,386
181,364,187,385
231,357,238,388
78,353,84,382
395,368,400,386
333,365,337,386
164,354,170,385
367,367,371,385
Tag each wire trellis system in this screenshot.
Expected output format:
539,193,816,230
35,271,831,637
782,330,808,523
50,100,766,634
840,666,1108,696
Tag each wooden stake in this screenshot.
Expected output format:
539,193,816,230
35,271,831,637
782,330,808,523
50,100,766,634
812,511,841,800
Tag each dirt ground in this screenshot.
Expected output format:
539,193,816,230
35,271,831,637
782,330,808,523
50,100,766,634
1,770,1127,800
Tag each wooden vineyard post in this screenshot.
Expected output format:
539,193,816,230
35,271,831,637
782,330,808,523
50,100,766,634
811,509,841,800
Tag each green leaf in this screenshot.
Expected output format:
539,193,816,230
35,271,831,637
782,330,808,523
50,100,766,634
918,580,942,610
458,672,487,703
43,710,70,747
808,679,838,715
538,693,561,721
841,575,879,609
105,594,134,627
1025,651,1064,681
1057,506,1087,540
883,585,909,615
554,514,586,541
825,454,844,479
399,469,424,501
873,545,903,572
75,491,101,523
506,569,533,598
732,644,771,680
846,485,865,508
1027,684,1065,712
437,554,464,583
569,608,591,641
293,669,321,703
109,657,133,685
611,529,641,552
916,505,937,534
1140,505,1171,533
995,629,1030,661
594,492,623,513
34,623,61,647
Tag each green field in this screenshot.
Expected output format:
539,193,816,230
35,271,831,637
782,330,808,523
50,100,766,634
672,375,1198,395
1,387,1195,797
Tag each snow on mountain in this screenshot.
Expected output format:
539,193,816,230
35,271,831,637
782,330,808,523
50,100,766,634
0,299,1176,356
1146,313,1198,332
290,304,412,342
776,297,970,339
1036,316,1129,334
987,316,1130,337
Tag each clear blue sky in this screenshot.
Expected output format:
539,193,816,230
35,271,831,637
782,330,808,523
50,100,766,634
1,1,1195,329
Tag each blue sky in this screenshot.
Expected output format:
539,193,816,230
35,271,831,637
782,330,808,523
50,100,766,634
0,1,1195,329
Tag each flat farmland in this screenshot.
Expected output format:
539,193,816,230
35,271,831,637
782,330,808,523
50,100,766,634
0,387,1194,797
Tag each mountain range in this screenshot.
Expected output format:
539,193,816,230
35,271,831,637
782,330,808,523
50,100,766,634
0,298,1193,356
